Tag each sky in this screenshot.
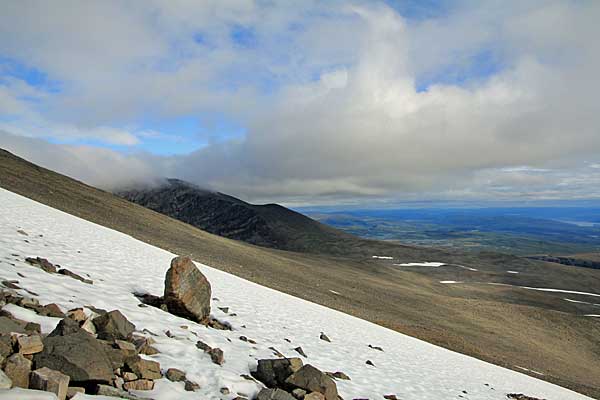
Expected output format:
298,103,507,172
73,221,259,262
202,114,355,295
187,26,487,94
1,0,600,206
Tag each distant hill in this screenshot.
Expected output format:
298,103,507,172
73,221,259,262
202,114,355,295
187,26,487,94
118,179,373,254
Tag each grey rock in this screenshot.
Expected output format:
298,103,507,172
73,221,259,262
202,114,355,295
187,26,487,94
285,365,338,400
93,310,135,341
165,368,186,382
30,367,70,400
253,358,303,388
66,387,85,400
58,268,93,284
125,355,161,380
164,256,211,322
0,316,26,335
319,333,331,342
17,334,43,354
48,318,81,337
184,379,200,391
0,370,12,389
257,388,296,400
294,347,307,358
25,257,57,273
4,353,32,388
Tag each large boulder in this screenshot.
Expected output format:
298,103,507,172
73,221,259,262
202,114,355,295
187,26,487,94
33,329,115,383
92,310,135,341
253,358,303,388
164,256,211,322
285,365,338,400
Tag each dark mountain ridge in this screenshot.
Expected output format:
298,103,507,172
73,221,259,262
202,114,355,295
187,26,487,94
118,178,359,253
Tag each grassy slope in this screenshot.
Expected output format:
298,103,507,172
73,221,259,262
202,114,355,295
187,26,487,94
1,148,599,398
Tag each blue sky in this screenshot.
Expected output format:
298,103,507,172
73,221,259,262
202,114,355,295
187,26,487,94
1,1,600,205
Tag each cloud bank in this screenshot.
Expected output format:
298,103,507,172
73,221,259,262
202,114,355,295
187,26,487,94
1,1,600,205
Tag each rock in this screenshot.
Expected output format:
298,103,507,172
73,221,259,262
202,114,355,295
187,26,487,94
164,256,211,322
122,372,138,381
507,395,544,400
220,387,230,395
294,347,307,357
114,340,136,356
30,367,70,400
125,356,161,380
0,335,13,358
383,395,398,400
92,310,135,341
58,268,93,284
292,388,307,399
80,318,96,335
25,257,57,273
34,330,115,383
208,347,224,365
253,358,304,388
17,334,43,354
39,303,65,318
319,333,331,342
285,365,338,400
0,316,26,334
305,393,326,400
123,379,154,391
2,280,20,290
4,353,32,388
132,336,158,355
365,360,374,366
269,347,285,357
18,296,40,309
368,344,383,352
195,340,211,352
184,379,200,391
25,322,41,334
218,307,229,313
95,384,152,400
0,370,12,389
326,371,350,380
48,318,81,337
66,387,85,399
66,308,87,323
257,388,297,400
165,368,186,382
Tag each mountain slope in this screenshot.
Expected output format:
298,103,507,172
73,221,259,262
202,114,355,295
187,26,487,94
0,187,592,400
118,179,358,253
1,148,600,398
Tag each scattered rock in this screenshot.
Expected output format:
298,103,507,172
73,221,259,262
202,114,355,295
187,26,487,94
0,316,26,334
125,356,162,380
305,393,326,400
285,365,338,400
292,388,307,399
4,352,32,388
48,318,81,337
95,384,152,400
25,322,41,334
383,395,398,400
209,347,224,365
269,347,285,357
58,268,93,284
34,325,115,383
25,257,57,273
122,372,138,382
1,280,20,289
221,387,230,395
132,336,159,355
66,308,87,323
38,303,66,318
368,344,383,352
16,229,28,236
253,358,304,388
164,256,211,322
93,310,135,341
114,339,137,356
365,360,374,366
294,346,307,358
218,307,229,313
123,379,154,391
165,368,186,382
184,379,200,391
239,336,257,344
17,334,43,354
80,318,96,335
257,388,297,400
319,333,331,342
326,371,350,380
507,395,544,400
30,367,70,400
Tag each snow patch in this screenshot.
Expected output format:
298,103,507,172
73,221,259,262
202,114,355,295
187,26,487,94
394,262,445,267
372,256,393,260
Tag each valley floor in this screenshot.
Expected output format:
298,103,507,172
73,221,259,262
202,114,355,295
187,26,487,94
0,190,594,399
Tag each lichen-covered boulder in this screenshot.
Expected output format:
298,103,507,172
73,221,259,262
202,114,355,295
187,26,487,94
164,256,211,322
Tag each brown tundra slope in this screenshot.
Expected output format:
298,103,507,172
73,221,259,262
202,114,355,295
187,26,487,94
1,148,600,398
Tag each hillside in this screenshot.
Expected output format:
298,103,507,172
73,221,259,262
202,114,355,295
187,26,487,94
1,148,600,398
0,187,592,400
118,179,358,254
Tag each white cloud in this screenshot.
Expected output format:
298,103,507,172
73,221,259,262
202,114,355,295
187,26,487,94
0,1,599,203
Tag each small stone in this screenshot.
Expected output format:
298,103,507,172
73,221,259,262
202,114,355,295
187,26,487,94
292,388,307,399
368,344,383,352
114,339,137,356
133,336,159,355
30,367,70,400
319,333,331,342
218,307,229,313
294,346,307,357
257,388,296,400
4,352,32,388
365,360,375,366
220,387,230,395
184,379,200,391
93,310,136,341
269,347,285,357
196,340,211,352
0,370,12,389
165,368,186,382
66,387,85,399
58,268,93,284
39,303,65,318
253,358,303,388
125,356,162,380
66,308,87,322
123,379,154,391
1,281,20,290
25,257,57,273
123,372,138,381
17,334,43,354
327,371,350,380
209,347,224,365
383,395,398,400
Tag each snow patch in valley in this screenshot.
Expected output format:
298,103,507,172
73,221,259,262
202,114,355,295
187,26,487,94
0,188,593,400
372,256,393,260
439,281,461,284
394,262,445,267
507,271,519,274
